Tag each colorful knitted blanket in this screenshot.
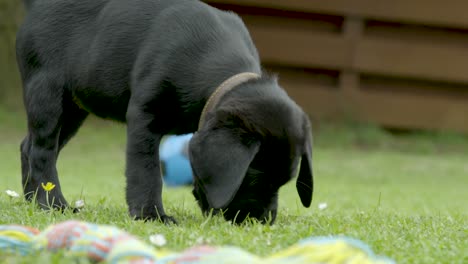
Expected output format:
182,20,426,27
0,220,394,264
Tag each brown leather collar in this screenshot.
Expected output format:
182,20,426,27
198,72,261,130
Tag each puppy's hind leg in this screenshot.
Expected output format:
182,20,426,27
57,99,89,154
22,72,68,210
21,100,87,202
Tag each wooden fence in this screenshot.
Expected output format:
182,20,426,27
2,1,468,132
205,0,468,133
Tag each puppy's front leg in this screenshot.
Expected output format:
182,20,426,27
125,105,176,224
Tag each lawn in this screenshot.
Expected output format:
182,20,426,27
0,108,467,263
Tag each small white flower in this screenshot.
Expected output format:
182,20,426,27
196,236,204,244
318,202,328,210
75,200,85,208
6,190,19,198
149,234,167,247
195,236,212,244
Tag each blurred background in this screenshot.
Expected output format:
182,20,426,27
2,0,468,133
203,0,468,134
1,3,466,262
0,0,24,110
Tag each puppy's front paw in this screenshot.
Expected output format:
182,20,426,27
130,208,178,225
159,215,178,225
33,188,69,212
134,214,178,225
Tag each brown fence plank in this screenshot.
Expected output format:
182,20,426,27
354,89,468,133
283,82,468,133
302,0,468,29
282,80,468,133
355,37,468,84
205,0,468,28
246,22,349,70
277,81,340,119
276,67,468,133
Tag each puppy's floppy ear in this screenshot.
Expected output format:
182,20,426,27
189,129,260,209
296,126,314,208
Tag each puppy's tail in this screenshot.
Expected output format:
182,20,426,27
23,0,36,10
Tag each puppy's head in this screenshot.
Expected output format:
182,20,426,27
189,76,313,224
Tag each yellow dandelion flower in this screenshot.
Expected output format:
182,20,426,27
41,182,56,192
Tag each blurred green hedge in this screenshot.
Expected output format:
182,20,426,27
0,0,25,110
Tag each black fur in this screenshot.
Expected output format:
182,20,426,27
16,0,314,224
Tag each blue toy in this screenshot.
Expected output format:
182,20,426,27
159,133,194,186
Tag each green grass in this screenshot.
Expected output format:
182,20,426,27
1,109,467,263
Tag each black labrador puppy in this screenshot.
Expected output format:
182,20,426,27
16,0,314,224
